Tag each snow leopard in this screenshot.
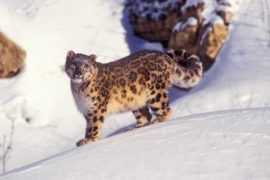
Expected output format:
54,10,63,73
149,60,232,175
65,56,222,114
65,49,203,146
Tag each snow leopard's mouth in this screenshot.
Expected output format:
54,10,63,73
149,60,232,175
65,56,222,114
72,73,84,83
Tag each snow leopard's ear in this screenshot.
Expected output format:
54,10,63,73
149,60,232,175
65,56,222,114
89,54,97,62
67,50,75,59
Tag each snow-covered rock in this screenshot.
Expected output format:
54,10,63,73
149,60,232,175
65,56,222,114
127,0,241,69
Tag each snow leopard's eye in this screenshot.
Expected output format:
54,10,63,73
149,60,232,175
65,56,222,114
71,63,76,69
84,64,89,69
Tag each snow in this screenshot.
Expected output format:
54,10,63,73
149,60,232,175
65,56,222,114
219,0,239,7
128,0,240,25
217,5,234,13
181,0,240,25
181,0,204,11
0,0,270,179
173,17,198,32
127,0,180,20
1,108,270,180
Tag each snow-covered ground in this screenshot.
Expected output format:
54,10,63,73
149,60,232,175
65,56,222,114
2,108,270,180
0,0,270,179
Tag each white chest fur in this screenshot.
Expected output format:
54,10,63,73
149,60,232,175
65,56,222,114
71,83,92,115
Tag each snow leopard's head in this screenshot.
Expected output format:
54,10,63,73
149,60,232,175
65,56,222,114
65,50,97,83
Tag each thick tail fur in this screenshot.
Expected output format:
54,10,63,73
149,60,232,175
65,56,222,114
166,49,203,89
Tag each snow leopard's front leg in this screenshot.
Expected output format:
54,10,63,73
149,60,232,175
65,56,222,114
76,106,107,147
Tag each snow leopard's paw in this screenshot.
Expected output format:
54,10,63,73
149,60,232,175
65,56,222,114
76,138,95,147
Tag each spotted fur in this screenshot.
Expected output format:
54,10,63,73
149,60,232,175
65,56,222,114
65,49,203,146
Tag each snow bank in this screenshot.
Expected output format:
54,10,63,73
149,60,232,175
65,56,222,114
1,108,270,180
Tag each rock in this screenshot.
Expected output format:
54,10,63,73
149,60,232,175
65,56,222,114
181,2,204,24
217,4,234,25
0,32,26,78
131,12,180,42
217,10,233,25
169,17,199,52
127,0,197,42
126,0,238,70
127,0,204,42
199,22,228,69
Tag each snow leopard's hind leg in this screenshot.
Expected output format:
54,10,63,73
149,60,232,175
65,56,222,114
126,106,152,131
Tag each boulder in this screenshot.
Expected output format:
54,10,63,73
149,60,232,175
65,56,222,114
169,17,199,52
131,12,180,42
0,32,26,78
216,4,234,25
217,10,233,25
199,22,228,69
126,0,238,70
127,0,200,42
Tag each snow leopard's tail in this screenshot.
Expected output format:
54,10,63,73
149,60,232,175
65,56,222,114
166,49,203,89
